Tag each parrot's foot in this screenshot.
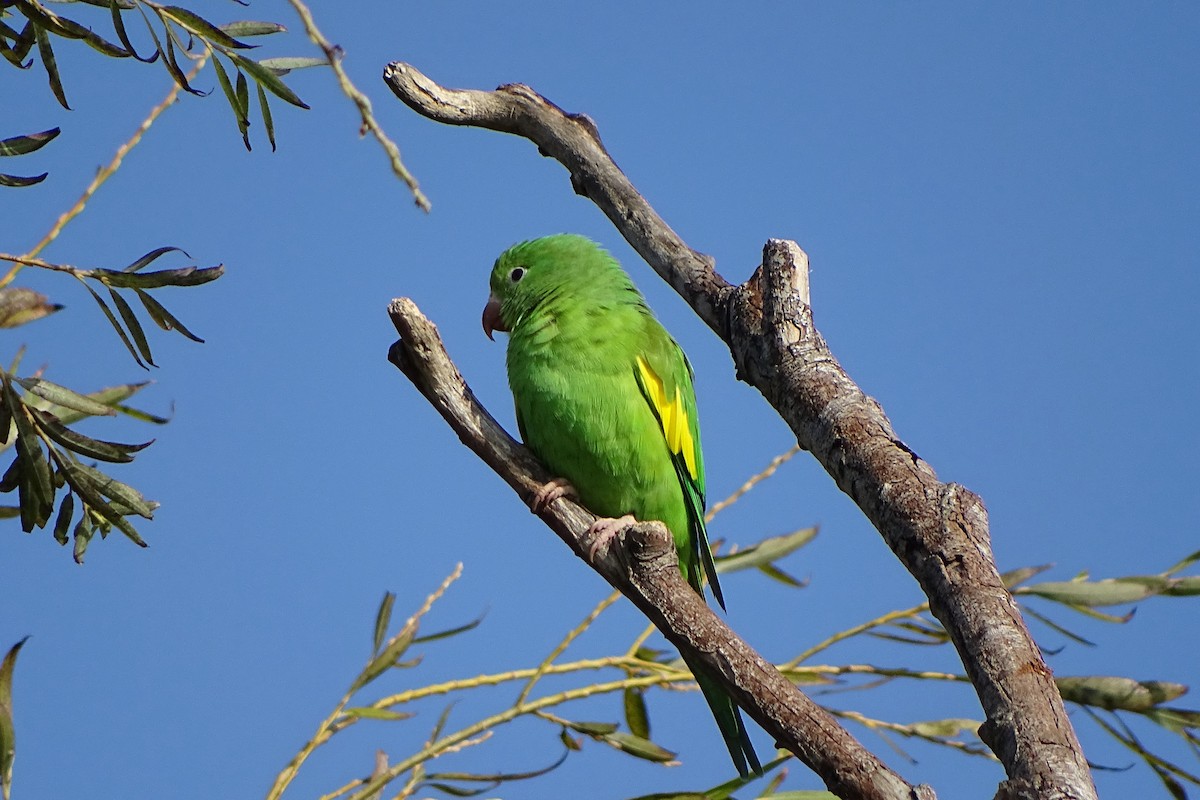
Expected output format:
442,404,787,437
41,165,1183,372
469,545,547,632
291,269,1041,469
530,477,577,514
586,514,637,561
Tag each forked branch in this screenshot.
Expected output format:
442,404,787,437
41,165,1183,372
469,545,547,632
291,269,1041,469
382,63,1097,800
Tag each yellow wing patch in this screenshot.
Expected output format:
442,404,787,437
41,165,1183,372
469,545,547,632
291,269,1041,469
635,355,698,480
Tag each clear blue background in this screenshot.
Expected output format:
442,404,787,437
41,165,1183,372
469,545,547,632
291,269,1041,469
2,3,1197,798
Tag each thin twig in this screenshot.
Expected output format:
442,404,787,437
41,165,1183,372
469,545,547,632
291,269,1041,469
516,590,622,705
343,674,675,800
1,54,208,290
284,0,429,211
707,444,801,521
831,709,994,759
267,565,463,800
786,602,932,668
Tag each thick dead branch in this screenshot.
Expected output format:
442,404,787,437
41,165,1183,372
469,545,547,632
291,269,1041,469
383,64,1097,799
387,299,932,800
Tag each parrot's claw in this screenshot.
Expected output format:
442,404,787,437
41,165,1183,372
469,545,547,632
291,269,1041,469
586,514,637,561
530,477,578,514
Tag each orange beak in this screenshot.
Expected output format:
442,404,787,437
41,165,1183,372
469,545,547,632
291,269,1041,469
482,294,505,341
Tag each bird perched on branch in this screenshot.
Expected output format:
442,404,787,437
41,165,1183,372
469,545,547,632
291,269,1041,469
482,233,761,777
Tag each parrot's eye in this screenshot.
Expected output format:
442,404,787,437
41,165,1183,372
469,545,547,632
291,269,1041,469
508,267,526,283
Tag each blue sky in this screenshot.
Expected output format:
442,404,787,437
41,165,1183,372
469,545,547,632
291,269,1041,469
2,3,1198,798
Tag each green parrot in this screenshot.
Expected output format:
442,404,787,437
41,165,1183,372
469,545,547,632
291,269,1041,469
482,234,761,777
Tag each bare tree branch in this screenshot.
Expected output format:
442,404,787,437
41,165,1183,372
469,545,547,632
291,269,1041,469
382,63,1098,800
387,298,933,800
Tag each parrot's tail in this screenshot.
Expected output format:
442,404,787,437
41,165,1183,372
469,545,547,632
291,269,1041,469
686,653,763,778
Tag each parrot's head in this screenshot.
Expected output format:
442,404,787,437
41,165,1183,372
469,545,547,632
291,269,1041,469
483,234,627,341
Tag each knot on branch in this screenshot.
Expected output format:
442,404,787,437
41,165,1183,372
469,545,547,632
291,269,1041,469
726,238,814,386
584,519,678,592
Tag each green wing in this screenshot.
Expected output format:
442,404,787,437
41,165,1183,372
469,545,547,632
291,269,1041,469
632,329,725,609
633,327,761,776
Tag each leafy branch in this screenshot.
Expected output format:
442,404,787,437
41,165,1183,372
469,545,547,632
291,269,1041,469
0,248,222,368
266,443,1200,799
0,365,164,561
0,126,58,187
1,0,319,151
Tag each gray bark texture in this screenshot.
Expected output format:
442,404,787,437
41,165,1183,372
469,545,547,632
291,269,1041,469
382,62,1098,800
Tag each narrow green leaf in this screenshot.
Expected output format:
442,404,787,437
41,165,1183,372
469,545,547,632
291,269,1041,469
429,703,454,742
419,782,491,798
411,613,484,645
908,718,982,738
71,0,136,8
758,562,809,588
52,492,74,544
72,514,93,563
423,752,573,787
159,6,254,50
0,508,18,519
122,246,188,273
112,401,169,425
16,377,117,417
67,461,155,519
6,383,53,529
26,382,149,426
0,287,63,328
211,55,250,150
0,128,60,157
220,20,286,38
110,0,156,62
230,53,309,109
1,637,30,800
1021,605,1098,646
256,81,275,151
134,289,204,342
1057,676,1188,712
0,388,11,446
108,513,148,548
623,687,650,739
0,460,19,493
80,281,146,369
7,19,36,63
602,731,676,762
257,56,327,74
0,19,34,68
373,592,395,655
107,288,154,367
352,623,416,692
715,527,818,574
143,6,202,96
1000,564,1054,589
235,67,250,119
95,265,224,289
1164,549,1200,577
66,19,130,58
340,707,414,722
32,409,150,464
1021,578,1162,607
561,720,618,737
0,172,48,188
33,23,69,109
17,3,88,40
1144,707,1200,732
